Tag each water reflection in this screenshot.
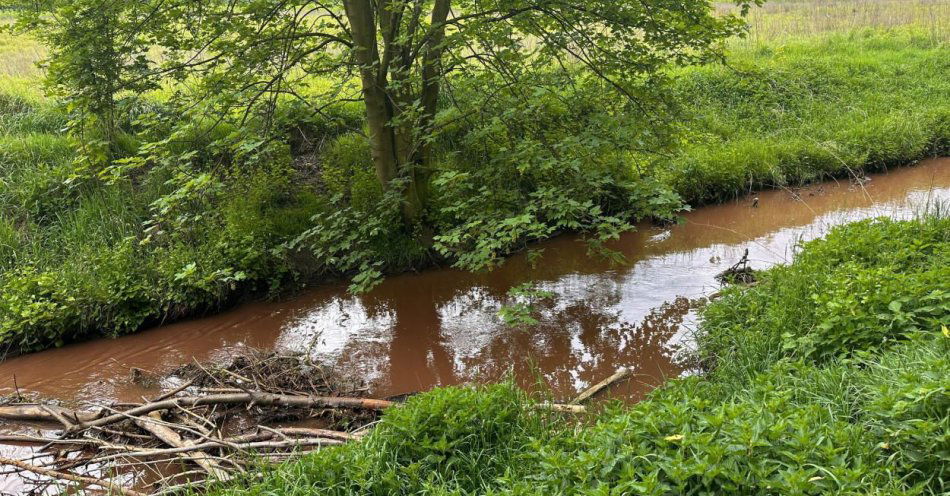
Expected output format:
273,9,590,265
263,160,949,400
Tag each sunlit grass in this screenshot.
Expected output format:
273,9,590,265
718,0,950,45
0,17,45,78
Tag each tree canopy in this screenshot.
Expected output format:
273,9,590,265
3,0,759,289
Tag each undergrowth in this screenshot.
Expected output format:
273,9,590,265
211,216,950,496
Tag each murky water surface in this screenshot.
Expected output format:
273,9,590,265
1,159,948,407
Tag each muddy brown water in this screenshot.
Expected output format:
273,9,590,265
0,159,947,444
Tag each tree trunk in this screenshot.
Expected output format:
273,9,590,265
343,0,451,228
343,0,399,190
402,0,452,225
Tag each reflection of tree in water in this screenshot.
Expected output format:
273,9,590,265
464,295,695,400
313,266,698,401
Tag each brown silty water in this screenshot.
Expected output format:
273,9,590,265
0,159,948,407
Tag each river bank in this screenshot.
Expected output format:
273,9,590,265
208,213,949,496
2,159,946,493
1,28,948,356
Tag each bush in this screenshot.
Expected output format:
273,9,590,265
214,384,548,496
700,217,950,379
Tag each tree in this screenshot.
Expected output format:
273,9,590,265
3,0,157,167
6,0,757,223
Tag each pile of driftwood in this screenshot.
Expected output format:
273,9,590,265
0,350,613,495
0,350,392,496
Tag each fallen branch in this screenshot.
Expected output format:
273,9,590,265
536,403,587,414
0,455,147,496
0,434,96,445
88,437,345,464
71,393,393,432
0,404,99,423
571,367,632,404
134,412,231,481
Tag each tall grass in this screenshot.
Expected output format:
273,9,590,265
0,17,44,78
718,0,949,45
661,28,949,203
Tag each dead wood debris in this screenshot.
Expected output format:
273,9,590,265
0,349,387,495
715,248,757,285
1,348,590,495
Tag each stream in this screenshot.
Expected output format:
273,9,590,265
0,158,950,403
1,158,948,492
2,159,948,405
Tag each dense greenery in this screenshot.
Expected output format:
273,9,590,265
211,216,950,495
0,24,947,354
4,0,755,223
667,28,949,203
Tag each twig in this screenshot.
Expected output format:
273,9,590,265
152,378,195,402
570,367,633,405
0,455,147,496
87,437,344,464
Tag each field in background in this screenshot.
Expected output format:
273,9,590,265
4,1,950,79
718,0,949,44
0,16,43,79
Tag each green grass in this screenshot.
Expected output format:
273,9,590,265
661,28,949,203
209,216,950,496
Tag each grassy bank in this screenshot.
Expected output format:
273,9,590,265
211,215,950,495
665,28,949,203
0,24,948,353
